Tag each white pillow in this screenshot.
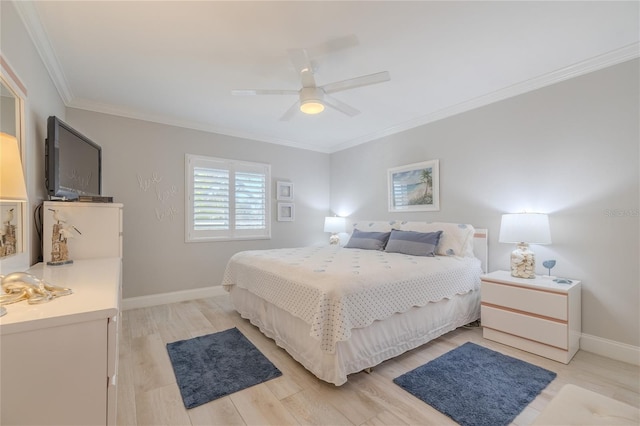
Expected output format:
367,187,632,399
397,222,475,257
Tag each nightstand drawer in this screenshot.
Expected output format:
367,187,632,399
482,281,567,320
481,305,568,349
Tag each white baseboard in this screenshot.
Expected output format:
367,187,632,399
122,286,227,310
581,333,640,366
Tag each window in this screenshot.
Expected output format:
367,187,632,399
186,154,271,242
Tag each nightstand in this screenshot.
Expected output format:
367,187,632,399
480,270,581,364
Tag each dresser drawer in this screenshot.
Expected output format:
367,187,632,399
482,281,568,320
481,305,568,349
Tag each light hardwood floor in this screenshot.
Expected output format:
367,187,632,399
117,295,640,426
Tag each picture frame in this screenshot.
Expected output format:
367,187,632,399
276,181,294,201
388,159,440,212
277,202,295,221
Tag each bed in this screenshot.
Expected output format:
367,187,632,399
222,221,488,385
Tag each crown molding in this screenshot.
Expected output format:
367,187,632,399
67,98,332,153
14,0,638,155
13,0,330,153
330,43,640,153
67,41,640,154
12,0,73,103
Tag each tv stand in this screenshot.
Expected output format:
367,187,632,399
78,195,114,203
47,195,114,203
48,195,72,202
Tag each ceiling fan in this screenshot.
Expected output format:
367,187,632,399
232,45,390,120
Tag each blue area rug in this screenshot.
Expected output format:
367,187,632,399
393,342,556,426
166,327,282,409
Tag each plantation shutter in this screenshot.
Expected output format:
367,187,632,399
235,171,266,230
193,167,230,230
186,154,271,241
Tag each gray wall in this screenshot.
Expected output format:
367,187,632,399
330,59,639,347
66,109,330,298
4,0,638,350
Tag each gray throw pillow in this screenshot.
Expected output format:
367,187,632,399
344,229,391,250
385,230,443,257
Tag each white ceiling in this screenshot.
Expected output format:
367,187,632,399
15,1,639,153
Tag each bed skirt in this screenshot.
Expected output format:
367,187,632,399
229,286,481,385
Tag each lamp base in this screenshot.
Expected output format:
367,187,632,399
510,242,535,279
329,233,340,245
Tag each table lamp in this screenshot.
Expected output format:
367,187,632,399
0,133,28,203
499,213,551,279
324,216,346,245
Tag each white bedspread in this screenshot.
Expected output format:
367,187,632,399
222,246,482,353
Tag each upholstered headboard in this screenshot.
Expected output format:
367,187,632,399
349,220,488,273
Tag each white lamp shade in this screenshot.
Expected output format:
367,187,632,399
0,132,28,202
499,213,551,244
324,216,346,234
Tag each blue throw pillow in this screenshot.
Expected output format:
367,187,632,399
344,229,391,250
385,230,443,257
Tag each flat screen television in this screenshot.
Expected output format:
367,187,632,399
45,116,102,200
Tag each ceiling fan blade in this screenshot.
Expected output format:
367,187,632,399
231,89,298,96
322,71,390,94
279,101,300,121
323,95,360,117
287,48,317,88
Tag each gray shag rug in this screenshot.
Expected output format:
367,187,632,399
393,342,556,426
166,327,282,409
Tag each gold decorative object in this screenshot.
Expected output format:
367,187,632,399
0,272,72,312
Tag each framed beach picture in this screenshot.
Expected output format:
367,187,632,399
276,181,294,201
277,202,295,221
388,159,440,212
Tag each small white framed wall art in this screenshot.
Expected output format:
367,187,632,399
277,202,295,221
276,181,294,201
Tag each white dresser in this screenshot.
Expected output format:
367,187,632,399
0,258,121,426
481,270,581,364
43,201,123,262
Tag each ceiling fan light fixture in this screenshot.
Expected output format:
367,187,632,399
300,99,325,114
299,87,325,115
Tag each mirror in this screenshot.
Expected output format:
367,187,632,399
0,66,28,271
